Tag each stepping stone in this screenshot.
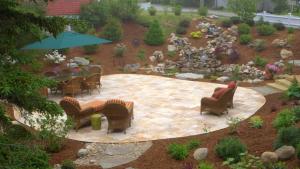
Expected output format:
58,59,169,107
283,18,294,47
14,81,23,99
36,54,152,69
250,86,281,96
288,60,300,66
275,79,292,87
266,83,288,91
175,73,204,80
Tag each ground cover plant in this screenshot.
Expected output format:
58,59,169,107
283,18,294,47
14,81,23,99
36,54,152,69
167,140,201,160
273,109,296,130
215,137,247,162
239,34,252,45
285,79,300,100
257,24,276,36
274,126,300,149
249,116,263,128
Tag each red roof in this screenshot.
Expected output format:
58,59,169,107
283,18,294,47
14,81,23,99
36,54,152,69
47,0,92,16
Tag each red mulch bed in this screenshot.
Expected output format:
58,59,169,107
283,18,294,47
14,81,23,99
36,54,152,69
51,93,300,169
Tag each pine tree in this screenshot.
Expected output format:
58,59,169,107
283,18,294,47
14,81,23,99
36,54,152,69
144,20,164,46
102,18,123,42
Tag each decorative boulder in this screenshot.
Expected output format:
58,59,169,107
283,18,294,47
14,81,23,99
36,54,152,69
77,148,88,158
261,151,278,164
275,146,295,160
193,148,208,161
217,76,230,82
175,73,204,80
149,51,164,62
272,39,287,47
124,63,140,73
280,49,293,59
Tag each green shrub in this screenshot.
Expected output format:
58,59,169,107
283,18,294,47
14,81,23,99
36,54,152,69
249,116,263,128
5,124,33,141
167,143,188,160
245,19,255,26
187,139,201,151
176,26,187,35
257,24,276,36
215,137,247,162
230,16,241,24
148,6,157,16
70,19,90,33
61,160,76,169
198,161,214,169
252,39,267,51
222,19,233,28
285,79,300,100
274,126,300,149
239,34,252,45
223,152,265,169
190,31,202,39
254,55,267,67
102,18,123,42
83,45,98,54
268,162,287,169
173,4,182,16
179,19,191,28
137,49,146,61
198,6,208,16
273,23,285,31
273,109,296,130
114,43,126,58
292,106,300,122
288,27,295,34
297,143,300,159
144,20,164,46
238,23,251,34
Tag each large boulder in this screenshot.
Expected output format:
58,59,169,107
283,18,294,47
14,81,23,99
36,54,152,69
280,49,293,59
77,148,88,158
261,151,278,164
275,145,295,160
193,148,208,161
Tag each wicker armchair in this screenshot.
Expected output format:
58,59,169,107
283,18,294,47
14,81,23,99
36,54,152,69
89,66,102,74
61,77,83,97
213,85,237,108
200,88,233,116
59,97,106,131
102,99,134,134
82,73,101,94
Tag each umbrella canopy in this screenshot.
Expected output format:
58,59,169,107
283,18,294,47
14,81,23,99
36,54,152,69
22,31,111,50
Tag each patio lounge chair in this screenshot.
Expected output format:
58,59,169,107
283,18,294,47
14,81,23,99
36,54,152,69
61,77,83,97
59,97,106,131
200,87,233,116
102,99,134,134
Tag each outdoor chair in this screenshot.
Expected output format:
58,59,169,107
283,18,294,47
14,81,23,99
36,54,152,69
81,73,101,94
200,87,233,116
61,77,83,97
213,81,237,108
88,66,102,75
102,99,134,134
59,97,106,131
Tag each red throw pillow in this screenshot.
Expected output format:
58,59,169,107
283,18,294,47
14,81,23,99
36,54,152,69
212,88,229,99
227,81,236,89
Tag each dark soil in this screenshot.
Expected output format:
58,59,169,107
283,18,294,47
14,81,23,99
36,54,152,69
51,93,300,169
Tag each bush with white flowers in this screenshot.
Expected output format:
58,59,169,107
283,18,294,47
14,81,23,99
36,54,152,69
45,50,66,64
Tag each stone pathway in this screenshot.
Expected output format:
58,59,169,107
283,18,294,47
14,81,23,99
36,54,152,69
249,86,282,96
75,142,152,169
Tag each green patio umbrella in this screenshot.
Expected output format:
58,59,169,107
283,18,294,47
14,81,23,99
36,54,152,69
22,31,111,50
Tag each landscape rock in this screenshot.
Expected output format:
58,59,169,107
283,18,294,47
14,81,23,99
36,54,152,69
168,45,177,52
261,151,278,164
193,148,208,161
77,148,88,158
280,49,293,59
73,57,90,66
272,39,288,47
150,51,164,62
175,73,204,80
288,60,300,66
124,63,140,73
275,145,295,160
217,76,230,82
53,164,61,169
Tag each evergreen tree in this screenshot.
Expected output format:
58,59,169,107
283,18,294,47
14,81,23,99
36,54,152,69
102,18,123,42
144,20,165,46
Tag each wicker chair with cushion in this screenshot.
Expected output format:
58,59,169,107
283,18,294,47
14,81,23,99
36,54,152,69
59,97,106,131
212,81,237,108
200,87,233,116
89,66,102,74
102,99,134,134
61,77,83,97
82,73,101,94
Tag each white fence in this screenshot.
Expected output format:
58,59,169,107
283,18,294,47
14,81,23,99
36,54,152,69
254,11,300,28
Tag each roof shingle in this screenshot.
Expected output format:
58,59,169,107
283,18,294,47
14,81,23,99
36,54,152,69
47,0,91,16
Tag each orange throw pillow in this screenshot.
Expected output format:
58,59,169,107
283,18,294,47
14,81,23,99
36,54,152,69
212,88,230,99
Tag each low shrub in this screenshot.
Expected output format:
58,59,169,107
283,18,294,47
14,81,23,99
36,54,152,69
238,23,251,34
144,20,164,46
227,117,242,134
148,6,157,16
266,162,287,169
273,109,296,130
257,24,276,36
292,106,300,121
187,140,201,151
249,116,263,128
5,124,33,141
198,6,208,16
83,45,98,54
252,39,267,52
221,19,233,28
245,19,255,26
179,19,191,28
215,137,247,162
297,143,300,159
288,27,295,34
274,126,300,149
167,143,188,160
273,23,285,31
114,43,126,58
176,26,187,35
198,161,214,169
285,79,300,100
223,152,265,169
254,55,267,67
102,18,123,42
70,19,90,33
230,16,241,24
239,34,252,45
173,4,182,16
190,31,202,39
61,160,76,169
136,49,146,61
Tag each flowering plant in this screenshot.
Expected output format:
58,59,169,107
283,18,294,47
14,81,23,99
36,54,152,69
45,50,66,64
265,64,281,74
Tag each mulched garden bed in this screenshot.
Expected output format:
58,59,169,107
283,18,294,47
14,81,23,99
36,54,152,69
50,93,300,169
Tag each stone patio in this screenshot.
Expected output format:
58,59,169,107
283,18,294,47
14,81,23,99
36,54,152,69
18,74,266,143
